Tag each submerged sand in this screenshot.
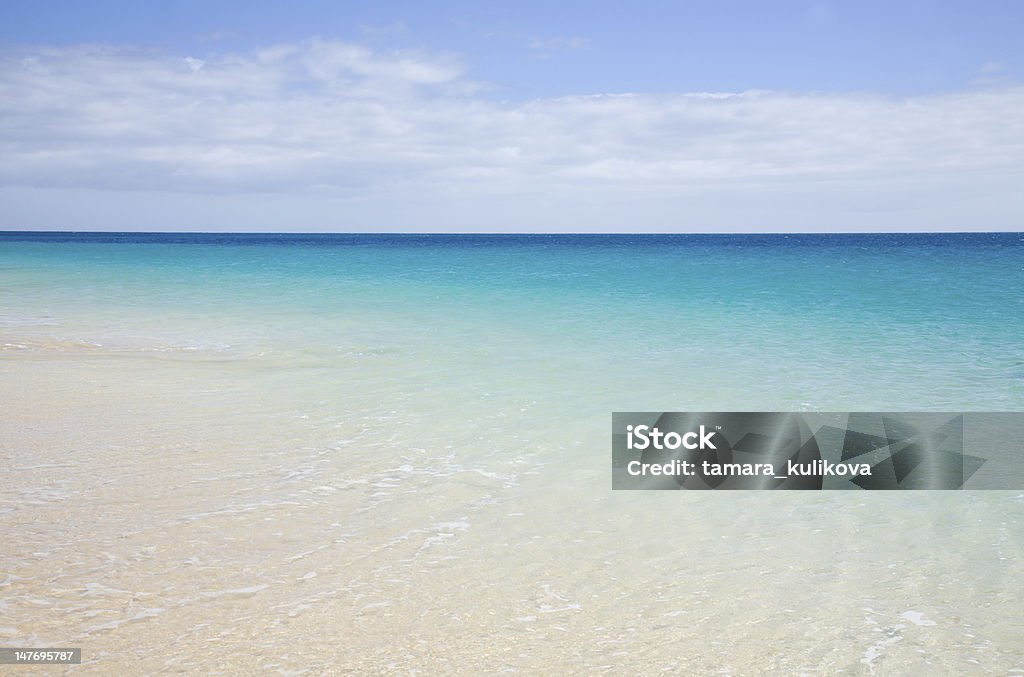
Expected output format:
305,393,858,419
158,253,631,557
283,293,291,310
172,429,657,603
2,349,1023,676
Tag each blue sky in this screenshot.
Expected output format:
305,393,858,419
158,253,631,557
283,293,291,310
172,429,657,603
1,1,1022,231
4,0,1022,96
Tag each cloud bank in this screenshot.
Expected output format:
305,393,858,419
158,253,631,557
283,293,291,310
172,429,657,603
1,40,1022,231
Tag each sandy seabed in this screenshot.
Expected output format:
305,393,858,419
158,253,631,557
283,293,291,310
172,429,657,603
2,350,1024,676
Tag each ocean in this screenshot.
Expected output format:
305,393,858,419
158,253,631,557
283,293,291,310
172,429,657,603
2,232,1023,674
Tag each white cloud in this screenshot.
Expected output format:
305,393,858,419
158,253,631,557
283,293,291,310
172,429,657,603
974,61,1013,88
1,40,1022,231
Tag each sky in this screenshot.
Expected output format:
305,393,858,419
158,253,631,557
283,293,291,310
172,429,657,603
1,0,1022,232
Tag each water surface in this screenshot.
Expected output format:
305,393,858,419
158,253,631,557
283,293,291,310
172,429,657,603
2,232,1022,674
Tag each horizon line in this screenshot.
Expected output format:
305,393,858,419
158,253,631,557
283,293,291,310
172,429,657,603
2,229,1022,236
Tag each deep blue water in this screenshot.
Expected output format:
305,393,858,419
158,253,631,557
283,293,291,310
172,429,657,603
2,230,1021,248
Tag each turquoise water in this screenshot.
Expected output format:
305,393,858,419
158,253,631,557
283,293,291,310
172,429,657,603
3,232,1023,410
2,232,1024,674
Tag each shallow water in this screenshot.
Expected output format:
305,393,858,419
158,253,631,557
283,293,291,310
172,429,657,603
2,233,1023,674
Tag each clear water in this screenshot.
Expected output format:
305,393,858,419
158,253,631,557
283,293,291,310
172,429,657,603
2,232,1023,674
